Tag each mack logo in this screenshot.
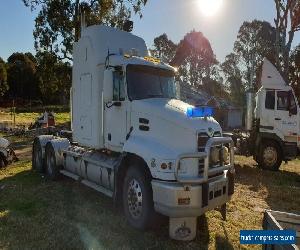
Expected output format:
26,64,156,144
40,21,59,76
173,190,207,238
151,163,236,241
208,127,214,137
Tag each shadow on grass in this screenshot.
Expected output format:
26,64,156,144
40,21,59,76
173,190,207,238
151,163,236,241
234,163,300,213
0,169,235,249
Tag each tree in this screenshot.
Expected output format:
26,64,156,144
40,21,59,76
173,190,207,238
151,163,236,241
35,52,71,104
289,44,300,102
171,31,217,89
23,0,148,61
0,57,8,97
274,0,300,78
151,34,177,63
7,53,39,100
233,20,276,90
221,53,245,106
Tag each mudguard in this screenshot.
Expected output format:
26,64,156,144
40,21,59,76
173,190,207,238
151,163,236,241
123,135,179,179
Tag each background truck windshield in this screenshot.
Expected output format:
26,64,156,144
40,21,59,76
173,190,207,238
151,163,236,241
127,64,178,100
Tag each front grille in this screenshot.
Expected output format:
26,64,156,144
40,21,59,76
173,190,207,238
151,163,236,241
198,131,222,176
198,132,209,152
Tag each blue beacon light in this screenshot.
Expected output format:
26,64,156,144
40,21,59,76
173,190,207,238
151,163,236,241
186,106,214,118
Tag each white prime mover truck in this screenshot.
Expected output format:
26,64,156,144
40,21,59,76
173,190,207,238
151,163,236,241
32,24,235,241
234,59,300,171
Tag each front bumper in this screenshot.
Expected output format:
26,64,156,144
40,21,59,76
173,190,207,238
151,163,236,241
152,137,235,218
152,173,234,217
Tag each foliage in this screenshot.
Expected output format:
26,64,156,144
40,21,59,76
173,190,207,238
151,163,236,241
289,44,300,102
274,0,300,78
6,53,40,100
172,31,217,89
151,31,226,97
221,20,277,106
0,57,8,97
35,52,72,104
221,53,245,106
233,20,276,90
23,0,148,61
151,33,177,63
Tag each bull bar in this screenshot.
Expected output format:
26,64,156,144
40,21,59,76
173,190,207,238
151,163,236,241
174,137,234,184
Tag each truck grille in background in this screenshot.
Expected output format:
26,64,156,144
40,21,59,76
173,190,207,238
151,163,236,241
198,131,222,176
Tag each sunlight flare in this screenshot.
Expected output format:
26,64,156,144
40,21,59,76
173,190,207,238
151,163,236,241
198,0,224,17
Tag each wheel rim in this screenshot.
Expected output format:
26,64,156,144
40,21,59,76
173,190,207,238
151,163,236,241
263,146,277,167
34,145,42,170
127,178,143,219
46,151,55,175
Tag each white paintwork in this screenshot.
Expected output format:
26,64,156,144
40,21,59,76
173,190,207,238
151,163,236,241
261,58,287,89
256,59,300,149
72,24,223,180
72,25,148,149
62,24,235,241
123,98,222,180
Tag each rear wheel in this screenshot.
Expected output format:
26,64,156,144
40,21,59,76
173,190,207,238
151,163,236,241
45,143,59,180
258,141,282,171
122,164,156,230
32,138,44,173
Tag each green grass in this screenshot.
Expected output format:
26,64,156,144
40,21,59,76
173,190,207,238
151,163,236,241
0,111,70,126
0,137,299,249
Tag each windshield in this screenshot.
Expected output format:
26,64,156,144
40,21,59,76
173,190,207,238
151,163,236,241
127,64,178,100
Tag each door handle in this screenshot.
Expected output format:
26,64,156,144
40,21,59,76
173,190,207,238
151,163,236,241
275,118,281,121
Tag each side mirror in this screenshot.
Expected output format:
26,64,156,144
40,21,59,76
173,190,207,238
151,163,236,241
103,69,114,103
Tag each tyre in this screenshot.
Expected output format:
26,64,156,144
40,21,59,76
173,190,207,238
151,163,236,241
122,163,156,230
0,153,7,168
45,142,59,180
258,141,282,171
32,138,44,173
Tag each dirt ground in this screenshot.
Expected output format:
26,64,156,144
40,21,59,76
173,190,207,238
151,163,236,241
0,134,299,250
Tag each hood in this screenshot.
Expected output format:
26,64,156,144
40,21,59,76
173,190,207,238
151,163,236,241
132,98,222,134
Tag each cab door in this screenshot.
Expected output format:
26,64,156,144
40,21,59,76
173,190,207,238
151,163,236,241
260,89,276,131
274,90,298,142
104,70,128,152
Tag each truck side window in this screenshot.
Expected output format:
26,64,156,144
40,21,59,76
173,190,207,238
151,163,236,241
277,91,289,111
113,71,125,101
265,90,275,110
289,91,297,115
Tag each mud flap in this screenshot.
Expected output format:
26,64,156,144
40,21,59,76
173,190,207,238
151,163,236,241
227,171,235,196
169,217,197,241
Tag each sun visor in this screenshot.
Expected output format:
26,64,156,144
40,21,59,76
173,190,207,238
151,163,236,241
261,58,287,89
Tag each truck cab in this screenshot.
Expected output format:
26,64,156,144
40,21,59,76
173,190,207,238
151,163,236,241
32,25,235,241
253,59,300,169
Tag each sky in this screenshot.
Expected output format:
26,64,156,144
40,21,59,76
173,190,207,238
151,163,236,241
0,0,299,62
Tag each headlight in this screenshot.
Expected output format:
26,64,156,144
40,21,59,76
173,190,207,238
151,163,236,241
210,146,229,165
221,146,229,164
210,147,220,165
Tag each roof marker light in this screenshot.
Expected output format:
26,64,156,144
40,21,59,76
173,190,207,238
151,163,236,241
186,106,214,118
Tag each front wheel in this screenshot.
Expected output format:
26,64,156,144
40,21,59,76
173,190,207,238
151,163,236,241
258,141,282,171
122,164,156,230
